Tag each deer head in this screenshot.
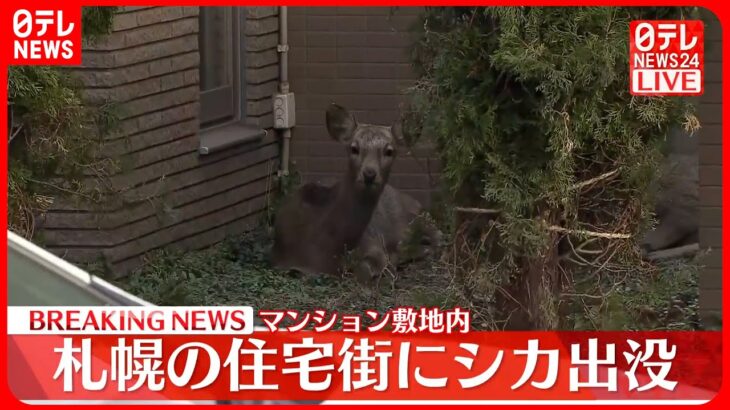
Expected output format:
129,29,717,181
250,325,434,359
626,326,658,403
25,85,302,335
326,103,405,196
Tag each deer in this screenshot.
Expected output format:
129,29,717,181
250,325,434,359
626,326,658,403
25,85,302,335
640,127,699,256
271,103,442,283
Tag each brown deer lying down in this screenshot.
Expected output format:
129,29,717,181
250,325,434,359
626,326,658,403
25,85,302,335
272,103,441,283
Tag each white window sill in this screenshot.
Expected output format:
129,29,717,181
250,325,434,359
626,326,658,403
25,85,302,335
198,123,267,155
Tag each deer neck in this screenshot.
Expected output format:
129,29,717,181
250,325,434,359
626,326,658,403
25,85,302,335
328,176,382,249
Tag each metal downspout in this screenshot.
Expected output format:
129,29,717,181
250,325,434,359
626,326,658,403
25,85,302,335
278,6,291,176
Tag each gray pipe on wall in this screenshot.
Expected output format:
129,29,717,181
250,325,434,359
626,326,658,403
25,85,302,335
279,7,289,93
278,6,291,177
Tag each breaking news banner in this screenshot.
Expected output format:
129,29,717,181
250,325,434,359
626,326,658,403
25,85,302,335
1,1,726,407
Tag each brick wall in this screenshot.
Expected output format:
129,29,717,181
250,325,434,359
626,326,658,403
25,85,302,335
38,6,280,277
245,7,280,128
698,8,723,328
287,7,440,208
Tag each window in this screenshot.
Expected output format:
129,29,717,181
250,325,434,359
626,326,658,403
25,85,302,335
198,7,245,129
197,7,266,155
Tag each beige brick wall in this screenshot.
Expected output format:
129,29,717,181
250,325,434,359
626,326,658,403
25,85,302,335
698,8,723,328
244,7,279,128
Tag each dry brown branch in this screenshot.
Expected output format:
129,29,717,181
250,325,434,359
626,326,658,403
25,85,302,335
9,124,24,145
570,169,620,191
562,236,595,266
454,206,501,214
548,225,631,239
561,292,604,299
27,178,96,201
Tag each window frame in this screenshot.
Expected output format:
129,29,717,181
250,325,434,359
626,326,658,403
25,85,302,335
198,6,247,130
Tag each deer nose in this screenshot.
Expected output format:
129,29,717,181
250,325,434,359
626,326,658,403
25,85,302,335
362,168,377,184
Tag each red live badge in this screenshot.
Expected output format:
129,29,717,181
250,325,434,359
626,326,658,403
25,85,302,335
629,20,704,96
5,5,81,65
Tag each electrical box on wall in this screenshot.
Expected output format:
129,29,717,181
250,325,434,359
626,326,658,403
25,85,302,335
273,92,296,130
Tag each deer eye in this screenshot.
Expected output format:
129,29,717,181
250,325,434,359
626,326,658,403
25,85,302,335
350,144,359,155
384,146,394,157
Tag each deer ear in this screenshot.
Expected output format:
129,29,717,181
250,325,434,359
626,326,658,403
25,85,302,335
326,103,357,143
391,120,406,146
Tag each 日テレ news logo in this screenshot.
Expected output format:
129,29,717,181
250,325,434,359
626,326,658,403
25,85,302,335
8,6,81,65
630,20,704,96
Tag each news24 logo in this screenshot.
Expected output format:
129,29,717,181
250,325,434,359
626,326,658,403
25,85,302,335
6,6,81,65
630,20,704,96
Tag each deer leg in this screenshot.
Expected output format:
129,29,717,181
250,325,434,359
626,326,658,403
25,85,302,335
353,240,388,285
353,253,387,284
641,218,697,253
387,251,399,273
420,220,443,258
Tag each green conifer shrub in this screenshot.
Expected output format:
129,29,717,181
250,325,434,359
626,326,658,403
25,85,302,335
8,7,118,239
404,6,700,329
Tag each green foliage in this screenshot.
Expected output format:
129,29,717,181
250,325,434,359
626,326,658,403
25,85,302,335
117,224,459,325
116,166,460,324
263,167,304,229
565,256,702,330
8,7,119,238
82,7,118,41
410,6,697,216
406,6,700,329
115,219,704,331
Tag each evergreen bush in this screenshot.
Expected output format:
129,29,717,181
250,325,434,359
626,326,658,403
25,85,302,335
404,6,700,329
8,7,118,239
